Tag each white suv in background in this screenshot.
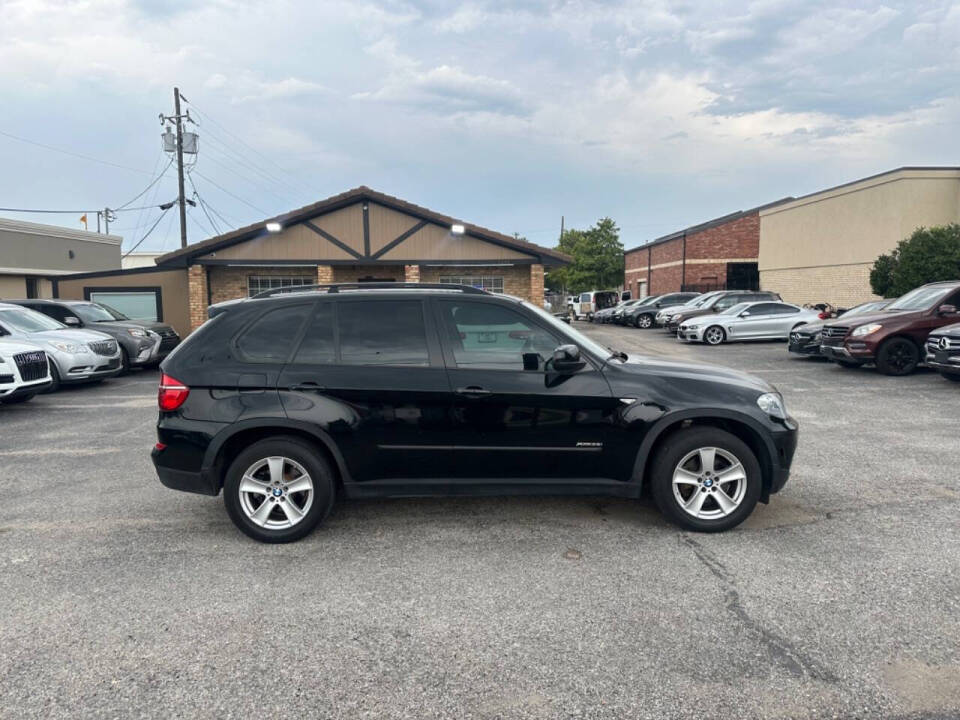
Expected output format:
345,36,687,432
0,338,51,405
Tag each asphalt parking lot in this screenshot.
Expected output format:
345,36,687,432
2,325,958,719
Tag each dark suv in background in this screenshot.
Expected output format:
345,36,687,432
625,292,701,328
665,291,782,333
11,299,180,371
925,322,960,382
820,281,960,375
152,283,798,543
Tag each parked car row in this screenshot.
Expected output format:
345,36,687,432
797,281,960,380
583,281,960,383
0,299,180,405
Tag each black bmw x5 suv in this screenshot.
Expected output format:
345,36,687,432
152,283,798,542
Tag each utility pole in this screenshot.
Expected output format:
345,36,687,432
160,87,194,248
173,88,188,248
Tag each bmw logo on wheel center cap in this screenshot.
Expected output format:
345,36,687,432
703,478,713,487
272,487,283,497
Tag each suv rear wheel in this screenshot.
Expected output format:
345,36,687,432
876,337,920,376
650,427,761,532
223,437,335,543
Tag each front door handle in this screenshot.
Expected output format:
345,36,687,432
290,382,325,391
456,386,492,398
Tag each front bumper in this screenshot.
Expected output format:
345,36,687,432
50,349,123,383
788,335,821,355
925,349,960,373
767,417,799,497
820,339,875,362
676,325,705,342
0,378,52,399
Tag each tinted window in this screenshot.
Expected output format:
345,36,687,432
713,295,741,311
338,300,429,366
236,304,312,363
440,301,558,370
747,302,791,315
293,303,335,364
36,304,76,323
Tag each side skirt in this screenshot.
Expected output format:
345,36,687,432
342,478,642,500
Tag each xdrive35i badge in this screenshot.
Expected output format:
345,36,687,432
576,442,603,448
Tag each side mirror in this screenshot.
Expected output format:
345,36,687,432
938,304,958,316
64,316,81,326
549,344,586,374
740,311,751,317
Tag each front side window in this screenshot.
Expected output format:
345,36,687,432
236,304,312,363
580,293,591,302
713,296,741,311
247,276,314,297
439,276,504,294
439,301,559,370
69,303,117,323
338,300,429,366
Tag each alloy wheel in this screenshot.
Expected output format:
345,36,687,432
887,342,916,373
704,327,724,345
238,456,314,529
672,446,747,519
638,314,652,328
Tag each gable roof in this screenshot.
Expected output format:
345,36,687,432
155,186,570,266
624,197,795,255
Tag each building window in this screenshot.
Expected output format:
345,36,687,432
86,289,162,322
247,275,314,297
439,276,505,294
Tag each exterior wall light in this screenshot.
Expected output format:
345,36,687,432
265,222,282,233
451,224,465,235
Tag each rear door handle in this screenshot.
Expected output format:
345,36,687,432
290,382,325,391
455,386,492,397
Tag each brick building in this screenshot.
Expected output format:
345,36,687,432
53,187,568,336
624,198,792,299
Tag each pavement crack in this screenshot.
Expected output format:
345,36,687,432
683,535,838,683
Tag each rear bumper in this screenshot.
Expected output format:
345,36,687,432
152,446,219,496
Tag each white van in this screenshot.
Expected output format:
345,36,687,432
570,290,619,321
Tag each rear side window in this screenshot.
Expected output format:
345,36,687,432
293,303,335,364
236,304,312,363
338,300,429,366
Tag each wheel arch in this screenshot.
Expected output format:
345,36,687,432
631,410,778,502
202,419,351,492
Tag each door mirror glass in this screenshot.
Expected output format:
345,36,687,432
63,316,81,326
740,311,751,317
550,344,586,374
938,304,958,316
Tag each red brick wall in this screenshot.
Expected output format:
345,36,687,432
623,212,760,295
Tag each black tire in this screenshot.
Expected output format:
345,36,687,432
703,325,726,345
636,313,653,329
0,393,35,405
650,427,761,532
119,347,131,374
876,337,920,376
939,371,960,382
45,362,61,393
587,313,594,322
223,437,336,543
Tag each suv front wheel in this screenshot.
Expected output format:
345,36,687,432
223,437,336,543
650,427,761,532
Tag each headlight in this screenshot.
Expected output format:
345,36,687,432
687,324,700,330
757,392,787,419
813,332,822,341
670,314,681,321
47,340,85,354
851,323,882,337
127,328,148,338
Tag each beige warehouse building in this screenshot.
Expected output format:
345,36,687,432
759,167,960,306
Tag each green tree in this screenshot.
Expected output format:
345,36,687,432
546,217,625,294
870,224,960,297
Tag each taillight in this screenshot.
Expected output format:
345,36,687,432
158,373,189,411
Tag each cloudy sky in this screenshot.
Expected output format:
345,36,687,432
1,0,958,253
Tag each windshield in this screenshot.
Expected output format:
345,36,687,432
885,286,953,312
580,293,590,302
0,307,66,333
70,302,127,322
522,301,614,360
846,300,888,317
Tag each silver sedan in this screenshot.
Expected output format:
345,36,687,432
678,301,821,345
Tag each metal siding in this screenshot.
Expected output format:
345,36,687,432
367,203,421,254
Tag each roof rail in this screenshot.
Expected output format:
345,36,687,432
251,282,490,299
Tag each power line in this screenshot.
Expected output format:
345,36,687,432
191,169,270,216
187,174,223,235
122,208,171,257
182,100,315,196
0,206,97,214
114,156,174,210
198,127,305,202
197,151,297,207
0,128,155,176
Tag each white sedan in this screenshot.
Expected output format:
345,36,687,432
677,301,821,345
